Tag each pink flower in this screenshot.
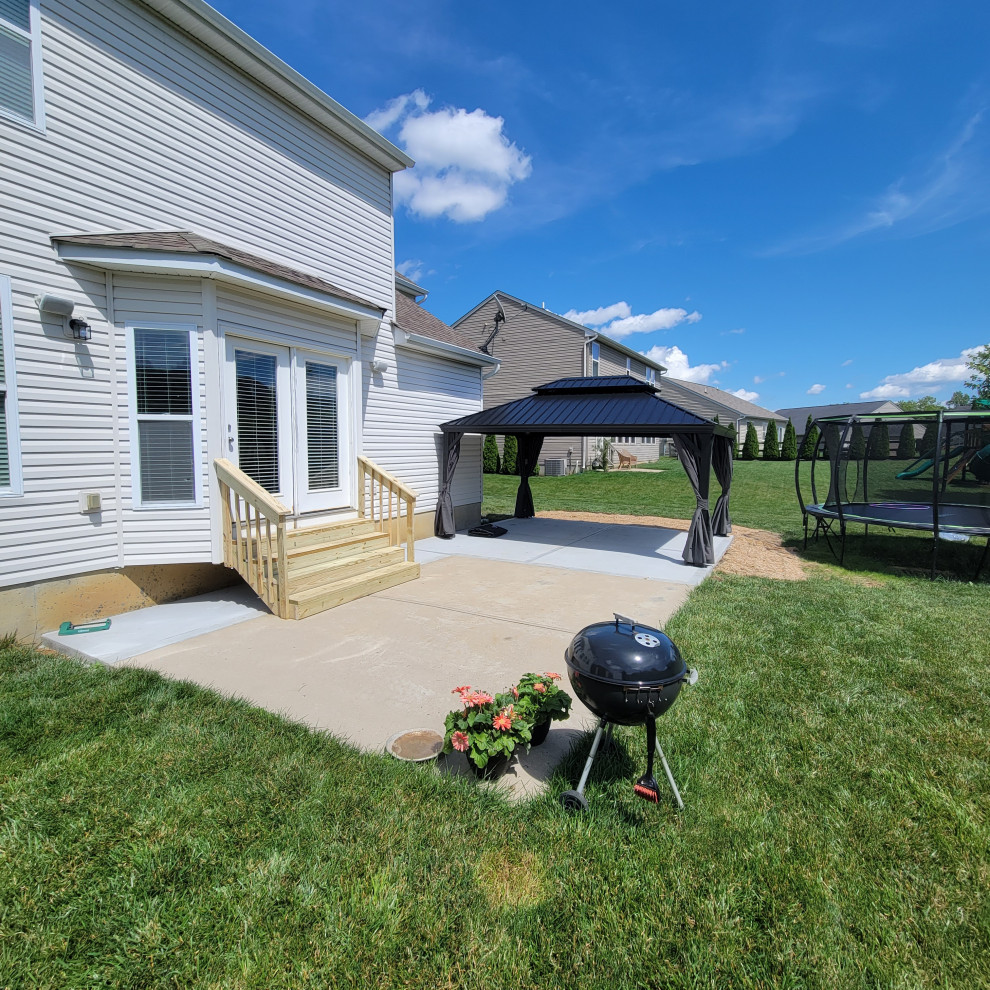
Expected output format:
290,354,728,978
464,691,493,708
493,711,513,731
511,686,519,699
534,682,546,693
452,685,471,697
544,672,561,681
450,731,469,752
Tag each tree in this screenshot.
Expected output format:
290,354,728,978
918,420,939,457
850,423,866,459
866,419,889,461
742,422,760,460
897,395,942,412
896,422,917,460
501,434,518,475
781,419,798,461
762,421,780,460
947,390,972,410
964,343,990,401
482,435,499,474
798,415,819,459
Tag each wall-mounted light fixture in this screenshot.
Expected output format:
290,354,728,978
35,294,93,342
370,359,389,374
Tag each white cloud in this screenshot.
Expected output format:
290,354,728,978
396,258,432,283
640,345,727,384
563,302,631,326
721,327,746,335
732,388,760,402
366,90,532,222
841,359,853,367
564,300,701,339
846,383,853,389
767,111,990,254
859,346,980,400
753,375,765,384
807,383,827,395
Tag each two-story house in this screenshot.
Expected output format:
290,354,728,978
0,0,495,637
452,291,667,472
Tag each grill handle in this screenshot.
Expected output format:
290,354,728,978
613,612,638,630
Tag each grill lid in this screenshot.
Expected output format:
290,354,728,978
565,614,685,687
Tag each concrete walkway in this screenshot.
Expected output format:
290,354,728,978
127,553,693,800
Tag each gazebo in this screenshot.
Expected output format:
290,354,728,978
436,376,737,566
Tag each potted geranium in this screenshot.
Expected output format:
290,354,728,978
514,672,571,746
444,686,533,779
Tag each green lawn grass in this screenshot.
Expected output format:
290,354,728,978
484,461,990,582
2,571,989,988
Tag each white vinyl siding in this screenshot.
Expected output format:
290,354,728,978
0,274,22,494
128,324,200,507
0,0,43,129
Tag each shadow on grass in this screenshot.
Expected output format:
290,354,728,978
782,525,989,584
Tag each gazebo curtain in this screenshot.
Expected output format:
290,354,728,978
513,434,545,518
711,435,733,537
675,432,715,566
434,431,462,538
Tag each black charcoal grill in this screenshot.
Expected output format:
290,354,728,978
561,613,697,811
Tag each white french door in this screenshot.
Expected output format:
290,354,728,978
223,336,352,513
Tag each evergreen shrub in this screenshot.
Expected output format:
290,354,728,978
897,422,917,460
483,435,499,474
762,422,780,460
781,419,798,461
501,434,518,475
742,422,760,460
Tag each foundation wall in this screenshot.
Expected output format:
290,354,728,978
1,564,240,643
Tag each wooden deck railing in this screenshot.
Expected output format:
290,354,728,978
215,458,290,619
357,455,418,562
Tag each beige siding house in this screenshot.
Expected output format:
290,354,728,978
452,292,665,471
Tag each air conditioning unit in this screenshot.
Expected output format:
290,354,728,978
543,458,566,477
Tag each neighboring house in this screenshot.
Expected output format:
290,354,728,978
452,291,666,471
777,401,903,444
0,0,494,636
658,379,787,455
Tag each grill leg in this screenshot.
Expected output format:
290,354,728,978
576,720,607,796
655,738,684,810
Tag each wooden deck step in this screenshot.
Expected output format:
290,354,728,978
288,561,421,619
287,531,391,568
285,518,378,551
287,546,406,593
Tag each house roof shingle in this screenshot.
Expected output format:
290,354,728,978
53,230,382,314
662,378,786,423
775,400,902,425
393,290,480,352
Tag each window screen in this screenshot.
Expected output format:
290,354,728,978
234,349,279,493
0,278,9,487
133,327,196,504
0,0,36,123
305,361,339,490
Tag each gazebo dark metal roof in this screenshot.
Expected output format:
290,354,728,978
435,376,737,567
440,376,737,439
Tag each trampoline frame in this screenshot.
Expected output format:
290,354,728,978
796,408,990,580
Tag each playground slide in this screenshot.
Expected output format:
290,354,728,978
896,444,967,480
969,443,990,482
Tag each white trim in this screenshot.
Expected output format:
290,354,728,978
54,243,385,333
201,279,224,562
220,319,359,361
0,274,23,496
391,325,500,372
126,322,203,509
106,272,125,565
0,0,46,132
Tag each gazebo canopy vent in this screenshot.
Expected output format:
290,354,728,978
436,376,736,566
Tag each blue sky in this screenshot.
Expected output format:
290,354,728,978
211,0,989,412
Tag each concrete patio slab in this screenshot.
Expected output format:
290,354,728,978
415,516,730,586
126,555,693,800
40,584,269,665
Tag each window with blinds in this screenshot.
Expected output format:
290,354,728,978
234,350,280,493
0,274,15,491
305,361,339,490
133,327,197,504
0,0,42,126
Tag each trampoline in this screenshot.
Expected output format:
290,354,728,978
797,407,990,579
